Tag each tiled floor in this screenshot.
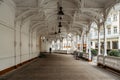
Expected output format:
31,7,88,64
1,53,120,80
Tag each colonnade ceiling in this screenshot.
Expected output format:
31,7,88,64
13,0,119,40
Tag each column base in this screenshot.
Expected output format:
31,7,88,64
88,59,92,62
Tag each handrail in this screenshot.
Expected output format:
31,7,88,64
104,56,120,71
97,55,120,71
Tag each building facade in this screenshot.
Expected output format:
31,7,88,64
91,10,120,50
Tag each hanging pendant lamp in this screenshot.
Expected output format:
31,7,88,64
57,7,64,15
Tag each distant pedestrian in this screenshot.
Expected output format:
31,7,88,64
49,48,52,54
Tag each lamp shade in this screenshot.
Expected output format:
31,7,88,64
58,22,62,27
57,7,64,15
58,28,61,33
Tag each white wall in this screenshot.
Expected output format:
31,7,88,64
15,20,39,66
0,0,15,71
46,41,51,52
31,31,39,58
0,1,39,71
21,20,30,62
40,40,51,52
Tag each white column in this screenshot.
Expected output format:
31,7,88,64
103,22,107,56
86,33,88,53
80,36,83,52
98,26,101,55
60,41,62,50
80,31,85,52
55,41,57,50
67,37,69,53
88,33,92,61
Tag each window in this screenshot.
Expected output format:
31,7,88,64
112,41,118,49
113,26,117,34
107,28,111,34
107,18,111,22
95,31,98,36
95,42,98,49
100,29,104,35
101,42,104,49
113,14,117,21
107,42,110,49
91,42,93,46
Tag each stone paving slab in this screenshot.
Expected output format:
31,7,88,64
1,53,120,80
